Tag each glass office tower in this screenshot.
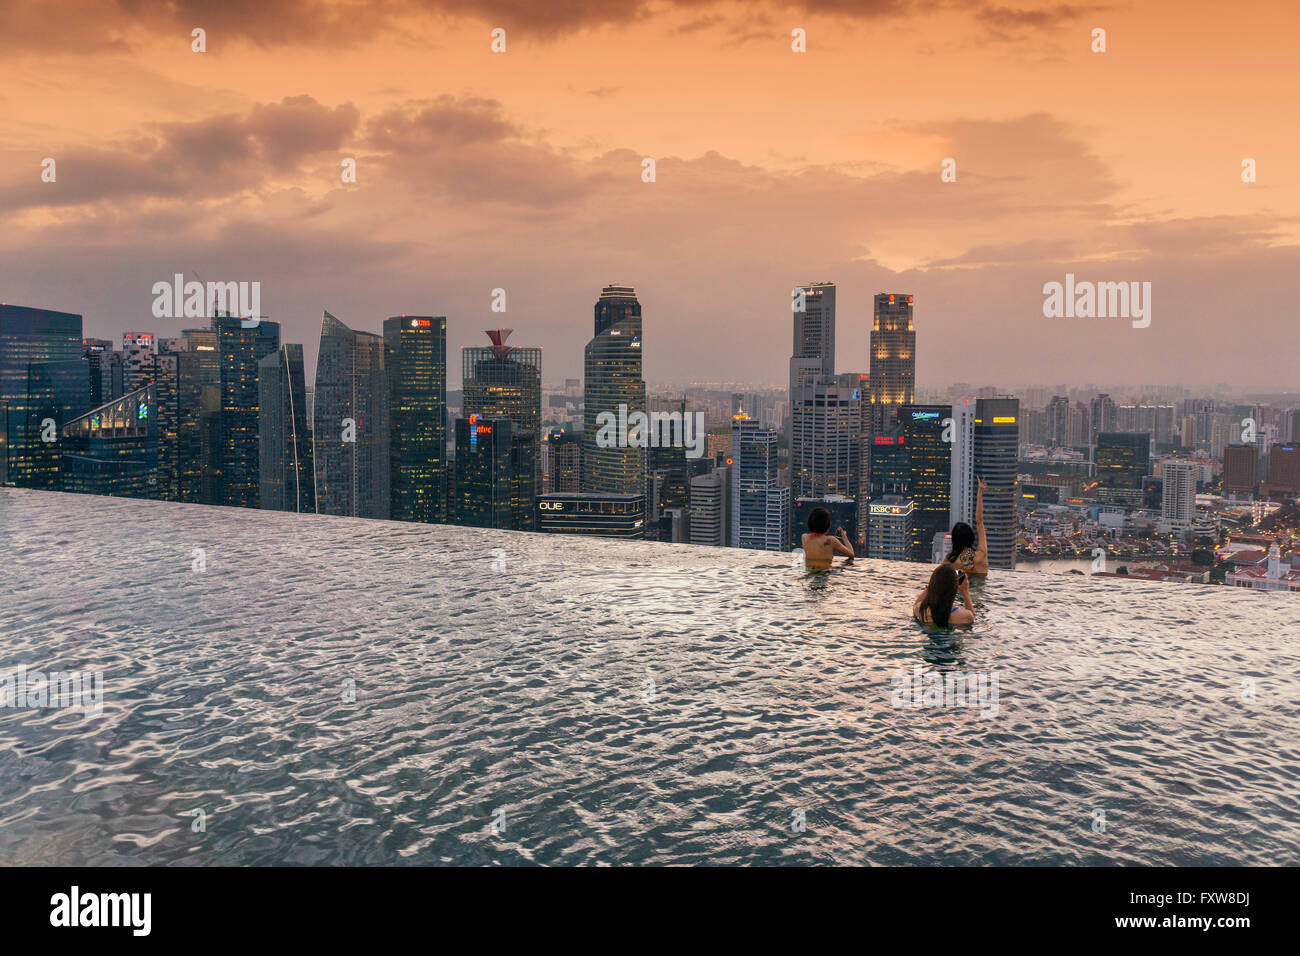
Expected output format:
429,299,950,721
0,304,89,489
453,415,516,529
59,385,159,498
583,286,646,501
462,328,540,529
313,311,390,519
974,397,1020,569
215,315,281,509
259,344,315,513
868,293,916,435
901,405,952,560
384,315,447,524
1096,432,1151,507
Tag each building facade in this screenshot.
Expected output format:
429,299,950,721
313,311,389,519
215,315,281,509
258,343,315,513
384,315,447,524
583,286,647,503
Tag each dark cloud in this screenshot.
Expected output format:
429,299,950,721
0,96,359,213
0,0,1101,53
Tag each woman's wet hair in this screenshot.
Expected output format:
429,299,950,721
922,564,960,627
946,522,975,563
807,507,831,534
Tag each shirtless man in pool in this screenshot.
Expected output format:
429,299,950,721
800,507,855,569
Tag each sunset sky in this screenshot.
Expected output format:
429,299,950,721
1,0,1296,389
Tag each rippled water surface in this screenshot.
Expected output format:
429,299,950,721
0,487,1297,866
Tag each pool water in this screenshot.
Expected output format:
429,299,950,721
0,487,1297,865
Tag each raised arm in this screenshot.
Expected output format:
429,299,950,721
975,477,988,555
832,527,855,559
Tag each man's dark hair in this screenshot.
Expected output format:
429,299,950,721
807,507,831,533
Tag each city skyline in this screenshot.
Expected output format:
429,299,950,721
1,2,1297,389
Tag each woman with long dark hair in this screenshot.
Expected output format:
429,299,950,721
945,476,989,577
912,563,974,626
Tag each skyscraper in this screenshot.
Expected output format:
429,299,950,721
122,332,156,392
973,397,1019,569
453,415,516,529
1089,393,1116,446
1161,459,1199,532
84,338,124,408
59,385,159,498
689,465,730,547
730,413,790,551
313,311,390,519
462,328,540,528
140,350,179,500
215,315,280,509
0,304,89,490
868,293,916,435
384,315,447,524
1095,432,1150,507
258,343,315,513
949,398,978,529
544,429,582,493
868,425,909,499
868,496,915,561
583,285,646,501
901,405,952,560
789,375,862,502
180,327,221,504
788,282,835,396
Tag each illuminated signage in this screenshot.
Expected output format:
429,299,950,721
539,501,565,511
412,319,430,327
137,403,148,420
911,411,940,420
476,425,492,434
873,437,896,445
993,416,1017,424
870,503,911,515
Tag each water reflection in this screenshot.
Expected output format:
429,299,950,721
0,487,1297,866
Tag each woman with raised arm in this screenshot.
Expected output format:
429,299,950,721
945,476,990,577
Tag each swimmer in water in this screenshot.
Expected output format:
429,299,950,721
912,563,974,626
800,507,855,569
945,476,989,578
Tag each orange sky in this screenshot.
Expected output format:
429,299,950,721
1,0,1297,389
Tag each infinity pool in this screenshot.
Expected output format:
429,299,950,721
0,487,1297,865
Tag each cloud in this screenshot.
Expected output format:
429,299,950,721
0,0,1104,53
1,93,1295,389
0,96,359,213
